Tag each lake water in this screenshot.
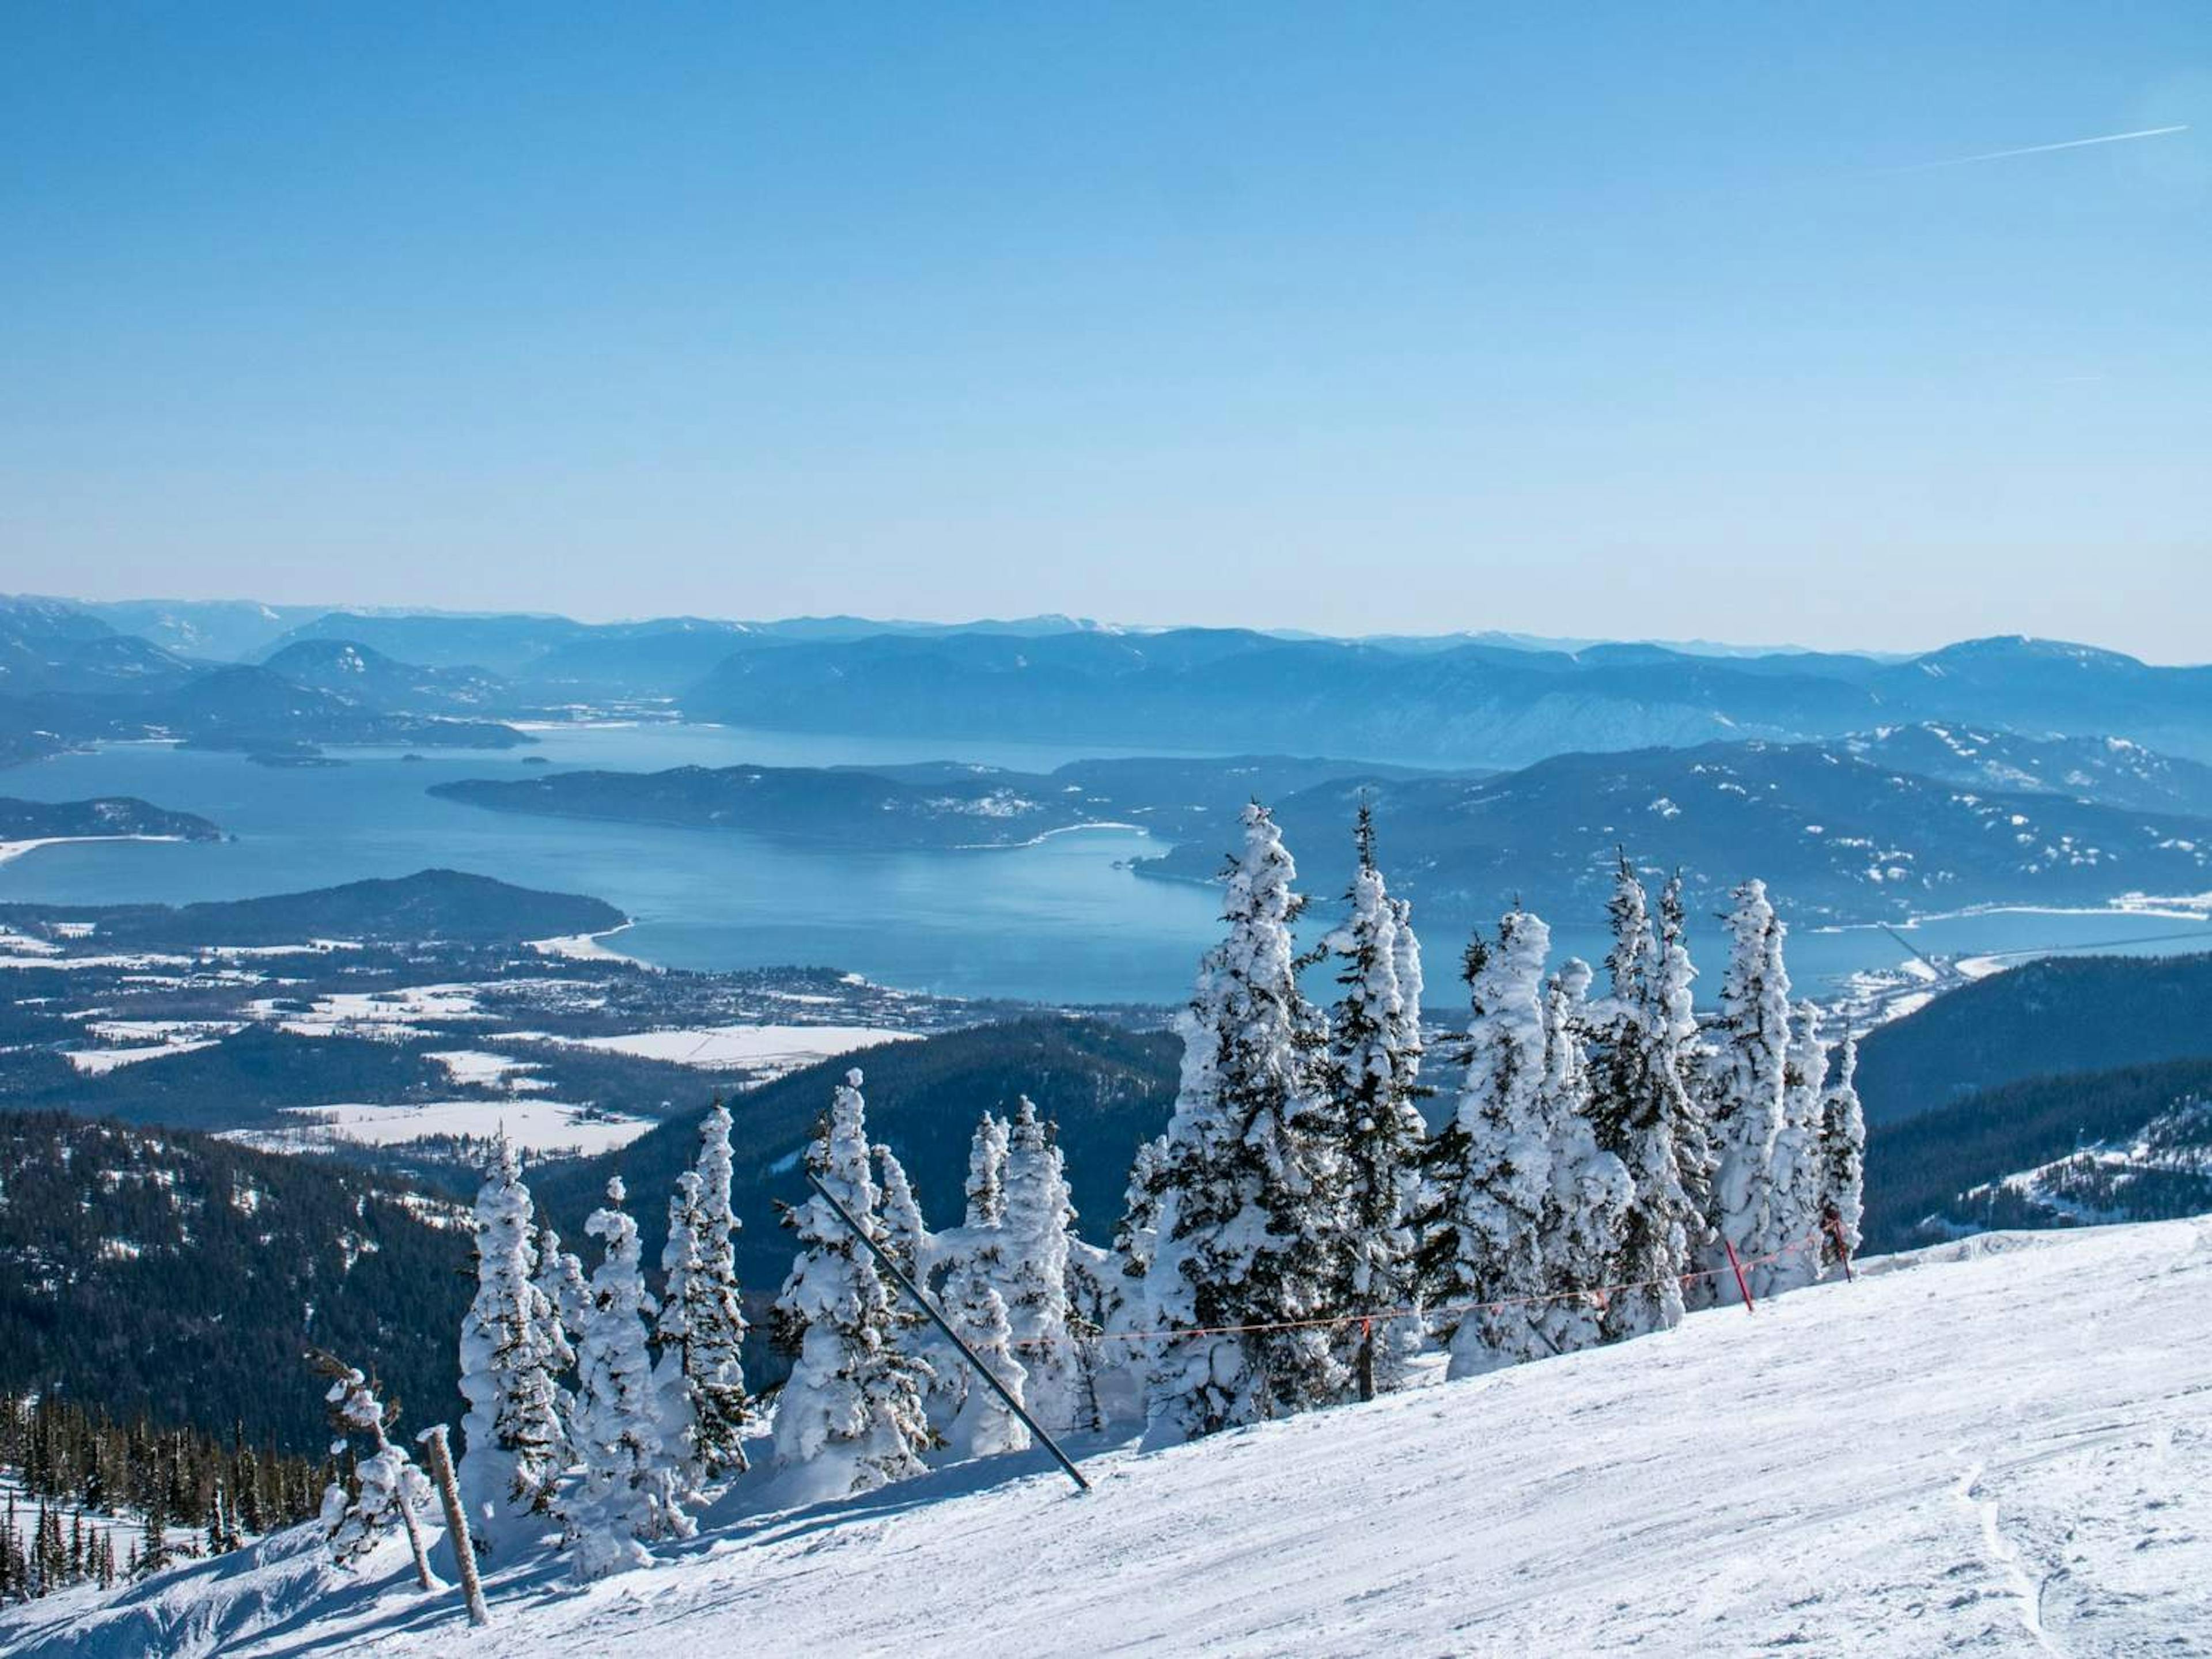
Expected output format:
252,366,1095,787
4,726,2209,1007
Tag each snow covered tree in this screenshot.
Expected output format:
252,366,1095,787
1758,1001,1833,1296
875,1144,929,1283
965,1111,1009,1229
457,1137,566,1547
564,1177,692,1581
1442,907,1555,1378
1585,859,1707,1341
1699,878,1793,1302
1001,1097,1081,1431
1114,1132,1168,1288
1142,802,1346,1443
939,1256,1031,1460
772,1069,934,1494
312,1354,433,1587
1818,1033,1866,1271
1531,958,1631,1356
658,1102,750,1484
1317,804,1429,1393
532,1222,586,1461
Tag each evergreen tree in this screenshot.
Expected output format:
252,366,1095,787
653,1169,710,1501
563,1177,694,1581
1442,907,1555,1378
457,1136,567,1547
1700,878,1793,1301
673,1102,751,1482
1317,804,1429,1393
1113,1132,1168,1287
1142,803,1345,1443
965,1112,1009,1229
1531,958,1631,1355
312,1355,432,1585
1586,858,1706,1340
874,1144,930,1282
1001,1098,1081,1432
532,1221,588,1459
772,1070,934,1494
1759,1001,1833,1296
940,1257,1031,1460
1818,1033,1868,1270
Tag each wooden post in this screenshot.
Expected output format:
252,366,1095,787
805,1170,1090,1494
1722,1236,1756,1315
1357,1318,1376,1403
416,1425,489,1628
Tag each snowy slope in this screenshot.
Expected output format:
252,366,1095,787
8,1219,2209,1656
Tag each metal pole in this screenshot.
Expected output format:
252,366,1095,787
415,1425,489,1628
805,1171,1090,1494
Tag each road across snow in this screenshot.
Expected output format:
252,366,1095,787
8,1219,2209,1656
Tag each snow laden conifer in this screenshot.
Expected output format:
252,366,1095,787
1758,1002,1833,1296
532,1222,586,1458
1318,804,1429,1393
875,1144,930,1283
1115,1132,1168,1288
675,1100,751,1481
564,1177,692,1581
1142,802,1345,1443
1532,959,1631,1356
1700,879,1793,1302
1585,859,1706,1341
1001,1097,1081,1431
1818,1033,1866,1271
940,1254,1031,1459
1442,907,1555,1378
456,1136,566,1547
313,1355,433,1586
772,1070,934,1495
965,1111,1009,1229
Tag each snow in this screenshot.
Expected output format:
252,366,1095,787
226,1100,657,1154
62,1039,222,1074
516,1023,918,1075
425,1050,552,1092
10,1218,2211,1654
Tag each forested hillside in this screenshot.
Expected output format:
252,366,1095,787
0,1113,472,1453
1853,952,2212,1123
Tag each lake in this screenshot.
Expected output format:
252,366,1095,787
3,725,2209,1008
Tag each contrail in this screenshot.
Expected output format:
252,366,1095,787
1889,123,2188,173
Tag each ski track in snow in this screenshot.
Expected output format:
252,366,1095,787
7,1219,2212,1656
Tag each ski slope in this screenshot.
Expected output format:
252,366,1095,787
7,1218,2209,1656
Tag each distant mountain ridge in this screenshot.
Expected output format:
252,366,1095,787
429,753,1445,851
1138,737,2212,926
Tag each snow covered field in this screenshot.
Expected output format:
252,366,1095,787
226,1099,657,1156
514,1021,919,1075
8,1217,2208,1657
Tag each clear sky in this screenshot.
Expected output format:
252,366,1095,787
3,3,2206,657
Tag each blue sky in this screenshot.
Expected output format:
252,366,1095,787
2,3,2205,657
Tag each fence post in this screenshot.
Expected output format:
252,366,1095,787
416,1425,488,1628
1722,1237,1756,1315
1357,1318,1376,1403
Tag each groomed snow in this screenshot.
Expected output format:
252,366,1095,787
9,1218,2209,1656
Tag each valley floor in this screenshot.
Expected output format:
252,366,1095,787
8,1219,2209,1656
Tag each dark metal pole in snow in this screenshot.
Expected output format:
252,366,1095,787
804,1170,1091,1494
